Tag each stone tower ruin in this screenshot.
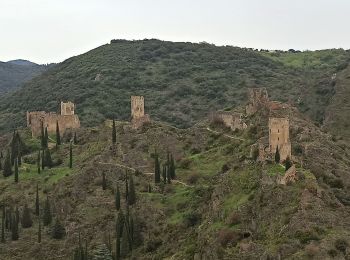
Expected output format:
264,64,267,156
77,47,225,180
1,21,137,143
61,101,75,116
268,117,291,162
131,96,150,129
246,88,269,115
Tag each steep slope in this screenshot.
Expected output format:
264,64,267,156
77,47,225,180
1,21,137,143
0,60,48,93
0,40,347,133
1,105,350,259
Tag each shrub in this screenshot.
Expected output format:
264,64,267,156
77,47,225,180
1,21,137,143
187,173,200,184
217,229,240,247
145,237,162,252
183,211,201,227
225,211,241,226
305,244,320,257
178,158,191,169
335,238,348,254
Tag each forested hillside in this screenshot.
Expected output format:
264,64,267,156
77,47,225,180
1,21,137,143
0,39,348,134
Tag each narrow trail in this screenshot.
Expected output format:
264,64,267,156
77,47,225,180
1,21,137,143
205,127,245,141
98,162,191,187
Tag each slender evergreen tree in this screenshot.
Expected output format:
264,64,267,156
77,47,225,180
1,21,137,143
154,152,160,184
116,210,124,238
40,122,45,148
167,167,171,184
125,172,129,202
115,185,121,210
35,184,40,216
1,207,5,243
51,218,65,239
116,231,121,260
128,176,136,205
162,164,167,184
3,150,12,177
38,213,41,243
45,148,53,168
17,144,22,166
43,197,52,226
37,151,41,174
11,214,18,241
21,204,33,228
44,127,49,148
69,142,73,168
56,121,61,146
275,146,280,164
120,222,129,258
169,154,176,179
285,156,292,171
73,132,78,145
14,158,19,183
112,119,117,144
148,183,152,193
0,159,2,171
41,149,45,170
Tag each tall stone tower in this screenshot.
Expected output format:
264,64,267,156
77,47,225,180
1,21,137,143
268,117,291,161
61,101,75,116
246,88,270,115
131,96,145,120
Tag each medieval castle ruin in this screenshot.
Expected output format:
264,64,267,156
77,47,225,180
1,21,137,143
131,96,150,129
27,101,80,137
209,111,247,131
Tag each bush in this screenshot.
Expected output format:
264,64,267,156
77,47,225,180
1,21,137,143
217,229,240,247
183,211,201,227
335,238,348,254
225,211,241,226
187,173,200,184
51,218,66,239
178,158,191,169
145,237,162,252
305,244,320,257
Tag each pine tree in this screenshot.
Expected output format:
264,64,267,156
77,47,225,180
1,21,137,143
116,210,124,238
115,232,121,260
56,121,61,146
125,172,129,202
37,151,41,174
44,127,49,148
38,213,41,243
128,176,136,205
275,146,280,164
112,119,117,144
35,184,40,216
154,152,160,183
69,142,73,168
162,164,167,184
0,159,2,171
45,149,53,168
21,204,33,228
1,207,5,243
3,150,12,177
73,132,78,145
148,183,152,193
40,122,45,148
11,214,18,241
51,218,66,239
14,158,19,183
285,156,292,171
167,166,171,184
43,197,52,226
115,186,120,210
17,144,22,166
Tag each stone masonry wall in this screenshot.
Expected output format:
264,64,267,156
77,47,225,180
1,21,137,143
268,117,291,161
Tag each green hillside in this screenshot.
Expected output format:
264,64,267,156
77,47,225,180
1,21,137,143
0,39,348,133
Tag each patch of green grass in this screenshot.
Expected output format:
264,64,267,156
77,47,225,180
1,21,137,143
266,164,285,176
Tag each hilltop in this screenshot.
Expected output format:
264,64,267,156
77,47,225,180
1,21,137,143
0,60,49,94
0,40,349,138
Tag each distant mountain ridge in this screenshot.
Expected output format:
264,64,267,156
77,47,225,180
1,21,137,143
0,59,49,94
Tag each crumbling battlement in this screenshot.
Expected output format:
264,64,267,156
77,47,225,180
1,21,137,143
131,96,150,129
27,102,80,137
246,88,269,115
210,111,247,131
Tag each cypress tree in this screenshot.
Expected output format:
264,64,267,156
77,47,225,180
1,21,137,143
116,231,121,260
128,176,136,206
51,218,66,239
35,184,40,216
167,166,171,184
102,172,107,190
11,214,18,241
45,149,53,168
44,127,49,148
275,146,280,164
1,207,5,243
125,172,129,202
17,144,21,166
21,204,33,228
170,154,176,179
40,122,45,148
120,223,129,258
116,210,124,238
115,186,120,210
38,213,41,243
73,132,78,145
154,152,160,183
14,158,19,183
41,149,45,170
3,150,12,177
15,207,19,225
0,151,3,158
112,119,117,144
162,164,167,184
37,151,41,174
56,121,61,146
148,183,152,193
0,159,2,171
43,197,52,226
69,142,73,168
10,131,17,166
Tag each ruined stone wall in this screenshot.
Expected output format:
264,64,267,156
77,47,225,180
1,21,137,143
246,88,269,115
210,111,247,131
61,101,75,116
268,117,291,161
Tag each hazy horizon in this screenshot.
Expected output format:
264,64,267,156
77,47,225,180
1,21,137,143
1,0,350,64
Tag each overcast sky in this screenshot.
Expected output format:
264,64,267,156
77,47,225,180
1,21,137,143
1,0,350,64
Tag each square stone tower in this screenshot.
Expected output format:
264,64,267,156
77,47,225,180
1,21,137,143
268,117,291,161
131,96,145,119
61,101,75,116
246,88,269,115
